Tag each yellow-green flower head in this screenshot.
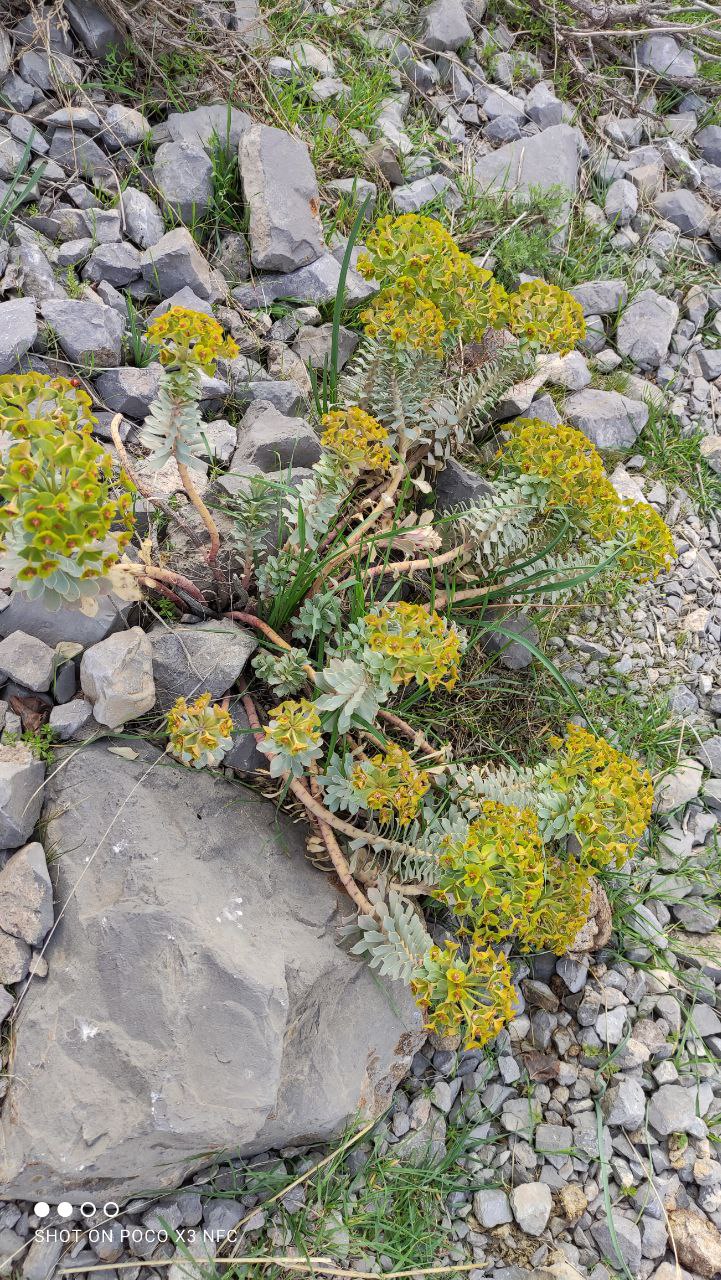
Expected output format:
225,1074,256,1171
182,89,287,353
612,500,676,581
264,697,322,756
436,801,544,940
547,723,654,871
507,280,586,354
517,855,594,957
363,601,465,691
166,693,234,769
0,371,95,436
320,406,392,472
502,418,610,514
357,213,510,349
351,743,430,826
146,306,239,374
411,936,516,1049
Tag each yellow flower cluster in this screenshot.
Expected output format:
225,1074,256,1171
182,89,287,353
0,371,94,435
146,306,239,373
517,856,593,957
320,406,392,472
363,602,464,691
501,418,676,581
506,280,586,355
264,697,323,757
436,802,544,940
411,936,516,1049
357,213,509,350
166,694,234,769
351,744,430,826
548,723,654,872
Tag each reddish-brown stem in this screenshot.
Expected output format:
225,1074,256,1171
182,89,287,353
308,772,374,916
139,577,185,609
125,561,207,603
226,611,292,648
376,708,445,760
177,460,221,563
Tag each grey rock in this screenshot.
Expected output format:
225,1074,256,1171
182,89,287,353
166,105,251,155
153,142,213,226
0,594,131,648
64,0,122,57
484,117,522,144
528,392,562,426
700,434,721,473
591,1212,642,1273
420,0,473,51
595,1005,627,1045
214,231,251,284
0,986,13,1028
233,0,271,48
77,208,122,244
638,35,696,79
232,380,305,416
601,1078,646,1129
510,1183,552,1236
147,287,214,323
435,459,494,512
693,347,721,381
233,253,374,309
0,928,30,984
18,49,81,92
692,735,721,776
83,241,142,288
102,104,151,151
94,365,162,419
616,288,679,369
0,744,45,852
564,388,648,448
49,699,98,742
648,1084,701,1135
233,402,321,471
199,418,237,465
605,178,638,227
119,188,165,250
486,612,539,670
655,188,712,236
473,1188,513,1228
673,901,720,934
392,174,460,213
0,630,55,693
225,703,265,773
525,82,563,129
288,39,336,77
696,124,721,167
141,228,218,301
48,129,113,181
0,298,37,374
12,236,66,304
40,300,124,368
473,125,579,230
535,1123,572,1153
327,177,377,213
80,627,155,729
0,743,422,1200
556,955,588,992
482,87,527,122
240,123,325,272
147,619,256,713
0,842,53,947
654,759,704,812
44,106,101,132
292,323,359,370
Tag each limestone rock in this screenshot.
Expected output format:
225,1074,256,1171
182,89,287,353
39,299,124,368
564,388,648,448
420,0,473,52
240,123,325,272
0,298,37,375
80,627,155,729
0,841,53,947
0,744,45,852
153,142,213,226
473,125,579,230
233,401,321,471
638,35,696,79
141,228,219,302
667,1209,721,1277
120,187,165,251
0,630,55,693
147,619,256,712
510,1182,552,1236
0,743,422,1200
616,289,679,369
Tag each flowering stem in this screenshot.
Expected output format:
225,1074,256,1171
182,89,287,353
176,460,221,563
311,460,407,594
335,543,470,591
108,413,201,546
307,770,375,916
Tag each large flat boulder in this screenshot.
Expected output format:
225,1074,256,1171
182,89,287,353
472,124,580,231
0,743,422,1203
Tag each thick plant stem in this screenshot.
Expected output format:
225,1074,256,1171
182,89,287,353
333,543,470,594
311,460,407,594
177,460,221,563
108,413,201,545
376,708,444,760
124,561,207,603
433,582,494,609
307,771,374,916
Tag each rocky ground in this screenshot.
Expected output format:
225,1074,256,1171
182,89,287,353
1,1,721,1279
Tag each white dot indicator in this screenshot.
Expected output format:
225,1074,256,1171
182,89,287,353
33,1202,50,1218
58,1202,73,1219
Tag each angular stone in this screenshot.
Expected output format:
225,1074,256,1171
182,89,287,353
655,188,712,236
94,365,162,420
420,0,473,51
648,1083,703,1135
673,901,720,934
48,129,113,180
564,388,648,448
535,1122,572,1153
120,187,165,250
0,298,37,374
292,323,359,370
654,759,704,812
233,401,321,471
601,1077,646,1129
140,227,218,302
473,1188,512,1228
391,173,460,214
0,742,422,1200
0,630,56,693
0,928,30,984
700,435,721,474
49,698,97,742
233,0,271,48
571,279,628,316
473,125,579,229
0,986,13,1027
591,1212,642,1273
80,627,155,729
166,105,251,154
638,35,696,79
482,87,527,122
0,594,131,648
486,612,539,670
510,1182,552,1236
153,142,213,226
40,299,124,368
240,123,325,272
435,459,494,512
83,241,142,287
525,82,563,129
692,735,721,776
693,347,721,381
666,1209,721,1279
0,841,53,946
605,178,638,226
64,0,122,57
0,744,45,852
696,125,721,167
147,619,256,713
102,104,151,151
616,288,679,369
242,257,374,314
